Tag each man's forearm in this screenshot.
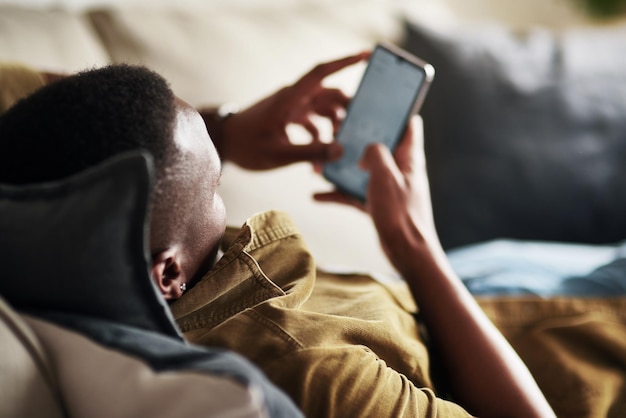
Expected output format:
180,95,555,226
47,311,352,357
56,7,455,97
396,237,555,418
357,116,554,417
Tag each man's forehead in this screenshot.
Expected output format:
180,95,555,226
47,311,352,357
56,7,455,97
171,97,222,175
172,98,209,151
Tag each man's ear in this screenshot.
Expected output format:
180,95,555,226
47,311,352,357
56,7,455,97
151,248,187,300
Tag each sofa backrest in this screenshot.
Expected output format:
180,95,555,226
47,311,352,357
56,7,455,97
0,6,110,73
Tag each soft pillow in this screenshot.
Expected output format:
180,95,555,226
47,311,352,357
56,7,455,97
88,1,401,107
0,6,110,73
22,315,266,418
0,151,180,336
402,21,626,249
0,296,65,418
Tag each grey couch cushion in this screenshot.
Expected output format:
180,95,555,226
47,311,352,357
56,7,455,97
0,151,180,336
402,21,626,249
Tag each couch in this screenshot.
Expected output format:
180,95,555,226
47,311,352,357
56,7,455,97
2,0,626,416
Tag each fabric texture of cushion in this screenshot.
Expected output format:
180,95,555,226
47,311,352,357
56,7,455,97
402,20,626,249
0,151,180,336
88,1,401,107
23,315,266,418
0,6,110,73
0,296,65,418
0,62,46,113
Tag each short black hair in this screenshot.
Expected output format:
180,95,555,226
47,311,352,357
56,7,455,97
0,64,176,185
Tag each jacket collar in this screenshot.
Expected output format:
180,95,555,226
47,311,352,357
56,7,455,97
171,210,315,332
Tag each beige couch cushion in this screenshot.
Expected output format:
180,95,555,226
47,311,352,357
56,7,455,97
0,6,110,73
0,62,46,113
0,297,65,418
0,295,267,417
24,315,267,418
88,1,402,107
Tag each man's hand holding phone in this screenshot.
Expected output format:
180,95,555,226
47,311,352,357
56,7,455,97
321,43,434,202
315,116,434,229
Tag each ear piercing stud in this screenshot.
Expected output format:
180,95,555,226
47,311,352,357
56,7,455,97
179,283,187,292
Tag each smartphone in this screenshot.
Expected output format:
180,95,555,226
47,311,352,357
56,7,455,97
323,43,434,201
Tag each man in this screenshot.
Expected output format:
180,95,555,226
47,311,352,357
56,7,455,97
0,57,555,417
0,62,304,418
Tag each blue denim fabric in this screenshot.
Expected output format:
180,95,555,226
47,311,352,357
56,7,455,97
447,240,626,297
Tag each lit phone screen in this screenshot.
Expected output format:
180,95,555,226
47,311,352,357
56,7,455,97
324,45,427,200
